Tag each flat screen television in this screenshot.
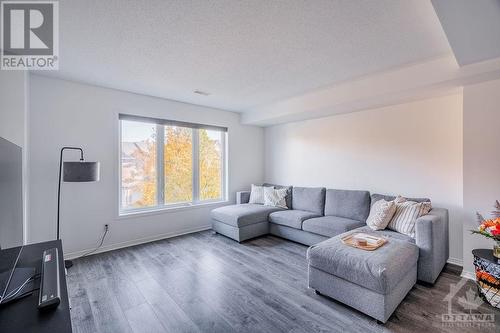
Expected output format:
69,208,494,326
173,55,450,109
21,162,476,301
0,137,33,306
0,136,23,249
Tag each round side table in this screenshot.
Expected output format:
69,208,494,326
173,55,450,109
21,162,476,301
473,249,500,308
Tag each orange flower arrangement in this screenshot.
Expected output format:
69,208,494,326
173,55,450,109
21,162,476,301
476,270,500,286
472,201,500,240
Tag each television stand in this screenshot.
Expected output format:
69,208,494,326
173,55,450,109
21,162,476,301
0,240,71,332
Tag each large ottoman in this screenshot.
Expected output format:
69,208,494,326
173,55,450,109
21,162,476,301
306,232,419,323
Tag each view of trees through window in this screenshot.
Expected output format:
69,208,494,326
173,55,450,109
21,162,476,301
164,126,192,203
200,129,222,200
121,119,224,211
120,121,157,208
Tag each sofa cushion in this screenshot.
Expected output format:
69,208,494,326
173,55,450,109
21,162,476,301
292,187,326,215
269,210,320,229
324,189,371,222
354,226,416,244
263,183,293,209
211,204,283,227
302,216,365,237
371,193,430,207
307,232,419,294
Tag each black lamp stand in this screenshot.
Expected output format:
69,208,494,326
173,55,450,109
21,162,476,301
57,147,83,269
57,147,100,269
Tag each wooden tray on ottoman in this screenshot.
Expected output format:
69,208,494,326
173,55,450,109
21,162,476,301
341,233,387,251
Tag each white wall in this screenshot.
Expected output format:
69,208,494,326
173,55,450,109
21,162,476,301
0,71,28,147
0,70,30,243
462,78,500,275
265,94,464,261
29,75,264,256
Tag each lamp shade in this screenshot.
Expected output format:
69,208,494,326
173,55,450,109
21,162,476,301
63,161,100,182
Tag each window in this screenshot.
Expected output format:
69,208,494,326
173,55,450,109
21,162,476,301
120,115,227,213
120,120,157,208
199,129,223,201
164,126,193,204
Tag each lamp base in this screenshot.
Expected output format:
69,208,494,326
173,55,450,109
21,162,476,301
64,260,73,269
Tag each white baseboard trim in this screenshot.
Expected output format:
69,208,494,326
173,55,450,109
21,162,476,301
446,257,463,267
446,258,475,280
64,225,212,260
461,270,475,280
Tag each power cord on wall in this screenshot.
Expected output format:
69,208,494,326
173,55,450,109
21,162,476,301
73,224,109,260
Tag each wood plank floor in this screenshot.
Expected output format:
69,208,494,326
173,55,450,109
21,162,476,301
67,231,499,332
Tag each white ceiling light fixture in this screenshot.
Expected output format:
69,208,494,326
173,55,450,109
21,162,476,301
193,90,211,96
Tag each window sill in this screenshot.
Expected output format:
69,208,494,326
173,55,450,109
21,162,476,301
117,200,230,220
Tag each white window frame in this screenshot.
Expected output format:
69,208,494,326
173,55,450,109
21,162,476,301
118,115,227,216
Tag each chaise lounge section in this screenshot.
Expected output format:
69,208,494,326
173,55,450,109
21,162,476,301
211,203,284,242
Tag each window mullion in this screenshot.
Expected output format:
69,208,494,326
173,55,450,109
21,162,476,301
221,132,227,201
157,125,165,206
192,129,200,204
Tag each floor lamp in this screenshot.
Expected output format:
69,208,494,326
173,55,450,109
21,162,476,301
57,147,100,269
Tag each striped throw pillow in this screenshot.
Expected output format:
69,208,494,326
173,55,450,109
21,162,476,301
387,196,432,238
264,187,288,209
249,184,272,204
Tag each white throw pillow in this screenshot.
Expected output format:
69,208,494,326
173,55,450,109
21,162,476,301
394,195,407,204
388,197,432,238
366,199,396,230
264,187,288,209
249,184,271,204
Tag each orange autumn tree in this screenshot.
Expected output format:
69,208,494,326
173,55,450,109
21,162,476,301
130,128,222,206
164,126,192,202
199,129,222,200
131,140,157,207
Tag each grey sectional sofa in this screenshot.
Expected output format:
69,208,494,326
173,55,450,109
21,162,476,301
211,185,449,284
211,185,449,322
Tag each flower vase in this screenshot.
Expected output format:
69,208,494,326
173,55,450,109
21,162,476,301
494,241,500,259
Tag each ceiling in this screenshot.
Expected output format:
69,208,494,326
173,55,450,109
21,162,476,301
38,0,452,112
431,0,500,66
